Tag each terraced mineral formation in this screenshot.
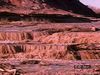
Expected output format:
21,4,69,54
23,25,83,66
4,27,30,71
0,23,100,60
0,0,100,75
0,23,100,74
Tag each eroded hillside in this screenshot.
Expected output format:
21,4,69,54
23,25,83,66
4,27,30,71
0,0,100,75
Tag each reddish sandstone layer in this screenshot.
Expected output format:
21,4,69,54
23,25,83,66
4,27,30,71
0,30,100,60
0,1,100,75
0,31,100,44
0,0,98,17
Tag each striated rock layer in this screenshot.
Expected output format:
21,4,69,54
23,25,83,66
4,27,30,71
0,30,100,60
0,31,100,44
0,0,98,17
0,23,100,60
0,0,100,75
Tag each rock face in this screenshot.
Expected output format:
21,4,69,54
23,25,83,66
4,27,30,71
44,0,96,17
0,0,98,17
88,6,100,14
0,23,100,60
0,0,100,75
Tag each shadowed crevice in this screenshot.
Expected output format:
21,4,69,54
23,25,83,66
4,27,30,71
67,45,82,60
0,12,92,23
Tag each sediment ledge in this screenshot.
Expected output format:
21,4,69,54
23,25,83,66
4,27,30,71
0,59,100,75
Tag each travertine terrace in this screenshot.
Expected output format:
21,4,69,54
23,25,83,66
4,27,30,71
0,0,100,75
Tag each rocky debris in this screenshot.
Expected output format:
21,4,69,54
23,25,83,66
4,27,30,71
91,27,97,31
0,63,16,75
